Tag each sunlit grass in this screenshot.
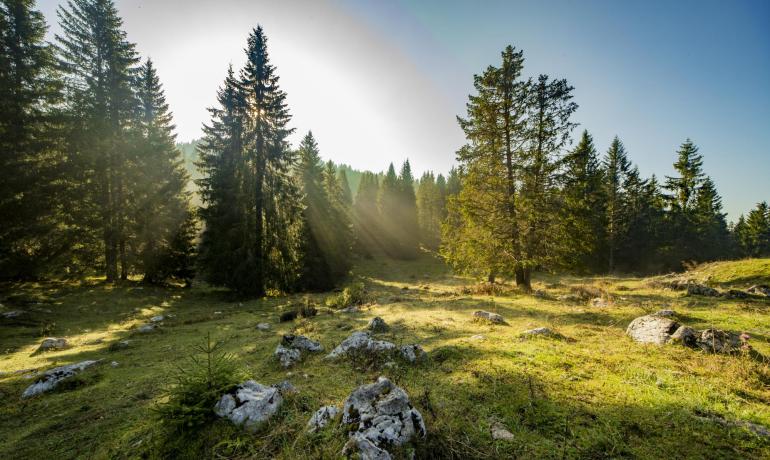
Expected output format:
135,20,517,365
1,256,769,458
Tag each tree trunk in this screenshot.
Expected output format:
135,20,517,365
515,266,532,291
487,271,496,284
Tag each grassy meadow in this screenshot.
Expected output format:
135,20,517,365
1,255,769,459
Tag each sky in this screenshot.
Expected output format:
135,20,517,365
38,0,769,220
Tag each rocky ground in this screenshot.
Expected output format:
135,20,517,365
1,255,769,459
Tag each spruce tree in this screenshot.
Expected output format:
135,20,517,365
397,160,419,258
744,202,770,257
56,0,140,281
603,136,632,272
353,171,381,256
337,169,353,207
0,0,66,279
378,163,401,256
132,58,195,283
559,130,605,272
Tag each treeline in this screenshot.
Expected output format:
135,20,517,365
2,1,767,293
441,46,768,289
0,0,194,282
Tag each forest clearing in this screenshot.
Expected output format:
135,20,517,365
1,255,769,458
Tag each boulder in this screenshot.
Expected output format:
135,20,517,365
626,315,680,345
367,316,389,333
274,334,323,368
256,322,271,331
326,331,396,359
281,334,323,352
150,315,165,323
22,360,100,398
399,344,427,363
35,337,69,353
696,329,741,354
306,405,339,433
272,380,297,395
341,377,426,460
214,380,282,431
1,310,26,319
274,344,302,368
473,310,505,324
687,284,720,297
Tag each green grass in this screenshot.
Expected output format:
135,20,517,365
683,258,770,287
1,256,769,459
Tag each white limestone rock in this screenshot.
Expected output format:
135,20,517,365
22,360,100,398
214,380,282,431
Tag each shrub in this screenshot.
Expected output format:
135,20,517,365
279,310,298,322
325,282,367,309
156,333,239,429
298,296,318,318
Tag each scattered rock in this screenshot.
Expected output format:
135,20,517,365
214,380,282,431
85,338,104,345
109,340,132,351
1,310,26,319
339,306,360,313
726,289,750,299
341,377,426,460
696,329,741,354
520,327,556,337
669,326,697,346
306,405,339,433
747,285,770,297
399,344,427,363
274,334,323,368
367,316,389,332
272,380,297,395
626,315,680,345
111,361,119,368
590,297,610,308
35,337,69,353
326,331,396,359
469,334,486,341
256,322,271,331
654,309,676,317
150,315,165,323
473,310,505,324
22,360,101,398
687,284,720,297
136,323,158,333
274,344,302,368
490,419,515,441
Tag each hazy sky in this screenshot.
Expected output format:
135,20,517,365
38,0,769,219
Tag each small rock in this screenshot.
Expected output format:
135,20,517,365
110,340,132,351
521,327,555,337
687,284,720,297
469,334,486,341
22,360,101,398
111,361,119,367
281,334,323,352
367,316,389,333
256,322,271,331
654,310,676,317
306,405,339,433
1,310,26,319
326,331,395,359
339,306,359,314
150,315,165,323
626,315,679,345
726,289,749,299
590,297,610,308
490,419,515,441
399,344,427,363
274,344,302,368
747,285,770,297
696,329,741,354
35,337,69,353
473,310,505,324
341,377,425,460
214,381,282,431
272,380,297,395
669,326,697,346
136,324,157,333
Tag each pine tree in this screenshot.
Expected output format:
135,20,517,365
196,66,248,288
417,172,439,249
56,0,140,281
378,163,401,257
744,202,770,257
132,58,195,283
337,169,353,207
558,130,605,272
603,136,632,272
692,177,730,261
397,160,419,258
0,0,66,279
